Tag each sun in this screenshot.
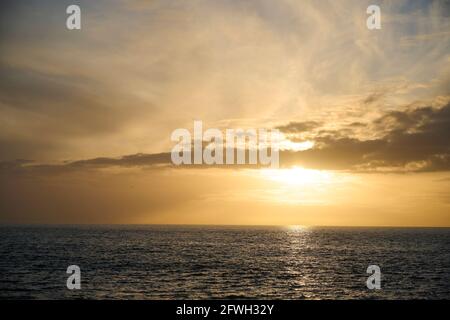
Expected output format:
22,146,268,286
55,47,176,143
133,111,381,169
259,166,332,186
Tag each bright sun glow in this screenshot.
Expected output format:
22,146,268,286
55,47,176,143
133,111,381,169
287,224,309,232
260,166,332,186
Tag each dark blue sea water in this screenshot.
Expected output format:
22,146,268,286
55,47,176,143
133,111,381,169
0,225,449,299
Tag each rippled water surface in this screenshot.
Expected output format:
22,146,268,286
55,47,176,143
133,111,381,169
0,225,449,299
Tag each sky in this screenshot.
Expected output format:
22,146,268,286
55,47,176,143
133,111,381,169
0,0,449,225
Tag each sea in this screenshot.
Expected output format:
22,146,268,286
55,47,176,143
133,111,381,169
0,225,449,299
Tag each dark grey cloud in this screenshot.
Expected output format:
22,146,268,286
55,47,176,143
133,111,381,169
363,92,385,105
0,151,265,176
69,153,172,168
373,105,435,132
281,138,387,170
0,153,173,177
348,122,367,128
288,103,450,172
276,121,322,133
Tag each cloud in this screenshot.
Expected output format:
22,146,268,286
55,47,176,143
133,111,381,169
2,102,449,174
69,153,172,168
363,92,385,105
348,122,367,128
286,102,450,172
0,64,137,135
276,121,322,133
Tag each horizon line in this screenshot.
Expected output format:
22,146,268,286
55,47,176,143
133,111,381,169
1,223,449,229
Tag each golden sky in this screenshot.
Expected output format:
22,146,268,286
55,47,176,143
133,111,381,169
0,0,449,226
